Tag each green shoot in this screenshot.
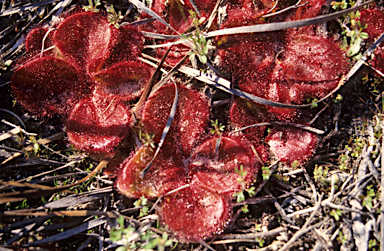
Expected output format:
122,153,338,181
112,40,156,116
181,11,214,65
262,166,270,180
334,94,343,103
361,185,376,209
311,98,319,108
107,5,124,28
233,165,256,204
330,208,343,221
29,135,41,155
0,56,12,70
291,160,300,168
110,216,174,251
133,196,149,217
210,119,225,136
82,0,101,12
139,130,156,149
313,164,329,183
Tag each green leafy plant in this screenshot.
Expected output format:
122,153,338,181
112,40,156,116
110,216,173,251
210,119,225,136
254,223,262,232
82,0,101,12
337,231,348,245
261,166,271,180
351,137,364,158
330,208,343,221
340,10,369,59
233,165,256,203
361,185,376,209
0,56,12,71
15,199,29,210
139,131,156,149
311,98,319,108
338,147,352,171
331,0,349,10
256,237,265,248
29,135,41,155
369,238,379,251
181,11,214,65
107,5,123,28
110,216,137,251
141,232,173,251
313,164,329,183
291,160,300,168
331,1,370,59
334,94,343,103
133,196,150,217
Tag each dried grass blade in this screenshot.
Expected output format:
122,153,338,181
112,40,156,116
0,126,21,142
205,0,222,31
14,158,83,184
189,0,201,17
25,218,108,246
0,109,26,129
2,210,119,218
213,226,287,241
0,0,58,16
129,0,179,35
140,82,179,178
43,186,113,209
182,31,384,109
310,30,384,107
0,189,66,204
0,180,57,191
133,42,174,121
205,0,374,37
150,54,188,95
0,155,112,204
0,215,51,235
5,216,48,245
46,0,72,19
229,121,325,135
1,132,65,165
179,66,308,107
141,31,179,40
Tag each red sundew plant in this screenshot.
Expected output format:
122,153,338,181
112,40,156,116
219,0,349,165
357,8,384,74
117,83,262,240
10,0,384,244
11,10,153,155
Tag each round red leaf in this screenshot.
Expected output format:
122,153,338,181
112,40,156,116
142,83,210,156
53,12,113,70
66,91,131,155
92,61,153,101
11,57,87,116
160,184,231,241
189,136,259,195
265,126,317,164
25,27,54,55
116,146,187,198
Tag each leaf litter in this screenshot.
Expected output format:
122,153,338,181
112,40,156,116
0,0,384,250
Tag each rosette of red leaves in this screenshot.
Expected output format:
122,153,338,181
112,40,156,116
219,0,349,164
12,0,381,244
12,11,153,155
117,83,262,240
